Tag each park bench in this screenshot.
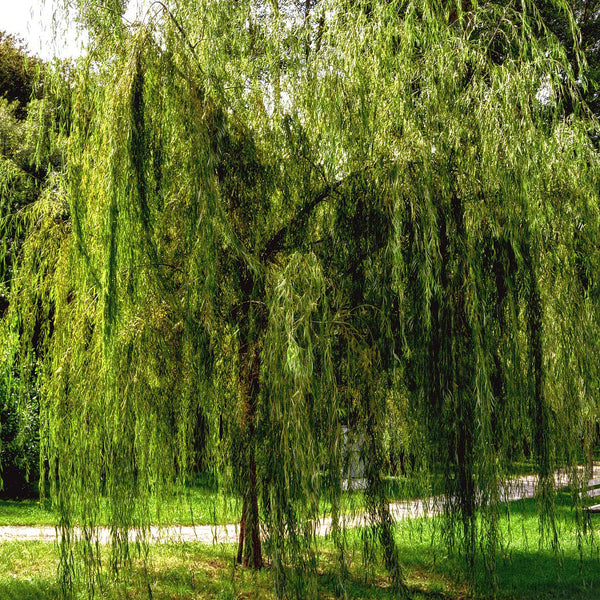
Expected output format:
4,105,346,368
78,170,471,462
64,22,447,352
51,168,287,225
583,478,600,513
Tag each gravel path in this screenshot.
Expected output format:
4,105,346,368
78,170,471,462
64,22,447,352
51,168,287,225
0,469,595,544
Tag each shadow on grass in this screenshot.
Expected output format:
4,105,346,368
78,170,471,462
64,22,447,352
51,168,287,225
488,493,600,598
0,579,59,600
317,569,466,599
491,551,600,599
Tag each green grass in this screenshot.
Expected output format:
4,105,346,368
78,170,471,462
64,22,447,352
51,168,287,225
490,492,600,599
2,492,600,599
390,491,600,599
0,475,240,527
0,538,460,600
0,497,55,526
0,466,544,529
0,476,411,528
149,477,240,526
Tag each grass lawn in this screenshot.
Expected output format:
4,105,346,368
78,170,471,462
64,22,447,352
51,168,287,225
0,465,542,528
0,497,56,526
0,476,419,528
2,492,600,599
0,475,240,527
391,492,600,599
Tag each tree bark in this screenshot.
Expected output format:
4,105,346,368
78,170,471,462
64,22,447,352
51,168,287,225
236,329,263,569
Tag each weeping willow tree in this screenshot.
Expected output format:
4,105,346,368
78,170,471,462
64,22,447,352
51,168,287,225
3,0,600,597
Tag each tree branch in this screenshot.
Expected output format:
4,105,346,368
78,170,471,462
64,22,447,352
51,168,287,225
261,158,388,263
261,180,341,262
147,1,205,75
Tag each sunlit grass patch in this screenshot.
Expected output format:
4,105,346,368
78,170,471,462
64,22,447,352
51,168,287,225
0,475,240,528
0,540,276,600
0,541,60,599
0,498,55,526
490,493,600,599
146,543,275,600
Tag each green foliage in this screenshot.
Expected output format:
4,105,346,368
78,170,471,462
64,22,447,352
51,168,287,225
0,328,39,499
0,39,62,505
534,0,600,117
0,32,41,118
3,0,600,598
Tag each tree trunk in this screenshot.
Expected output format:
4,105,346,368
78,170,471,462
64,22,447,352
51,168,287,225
236,331,263,569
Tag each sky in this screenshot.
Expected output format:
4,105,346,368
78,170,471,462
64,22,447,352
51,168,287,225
1,0,84,60
1,0,147,61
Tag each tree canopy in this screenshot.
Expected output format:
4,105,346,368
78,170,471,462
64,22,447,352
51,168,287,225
2,0,600,598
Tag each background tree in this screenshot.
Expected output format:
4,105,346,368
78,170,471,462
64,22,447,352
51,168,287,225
0,35,63,499
0,33,41,118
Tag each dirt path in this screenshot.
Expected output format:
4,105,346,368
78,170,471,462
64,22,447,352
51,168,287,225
0,469,595,544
